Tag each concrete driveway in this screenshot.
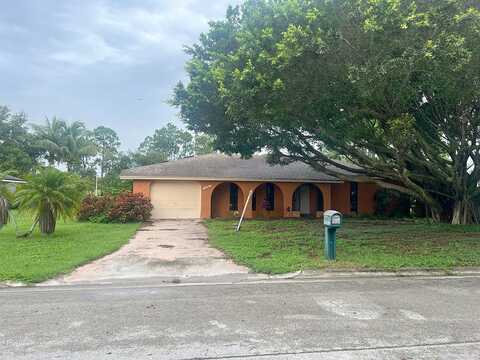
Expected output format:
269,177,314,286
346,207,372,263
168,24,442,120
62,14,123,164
47,220,248,284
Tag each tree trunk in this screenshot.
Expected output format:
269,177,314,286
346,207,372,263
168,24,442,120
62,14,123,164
430,207,441,223
0,197,9,229
39,209,56,234
451,199,473,225
47,154,55,167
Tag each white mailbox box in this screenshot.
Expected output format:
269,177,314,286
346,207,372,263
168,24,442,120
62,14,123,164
323,210,342,228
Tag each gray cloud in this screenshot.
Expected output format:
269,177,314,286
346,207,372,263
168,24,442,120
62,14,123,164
0,0,240,150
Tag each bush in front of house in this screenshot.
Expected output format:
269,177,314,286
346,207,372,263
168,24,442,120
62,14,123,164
375,189,412,218
79,192,153,223
107,192,153,223
78,194,114,223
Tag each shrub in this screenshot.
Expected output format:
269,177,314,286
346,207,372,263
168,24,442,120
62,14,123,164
375,189,412,218
78,194,114,222
107,192,153,223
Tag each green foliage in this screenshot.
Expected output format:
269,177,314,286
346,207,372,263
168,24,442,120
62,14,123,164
64,121,97,173
93,126,121,177
134,122,214,165
0,173,14,204
15,168,86,234
0,106,38,175
32,118,97,173
31,117,68,166
193,133,215,156
375,189,412,218
100,176,132,195
0,172,14,229
1,103,214,193
173,0,480,224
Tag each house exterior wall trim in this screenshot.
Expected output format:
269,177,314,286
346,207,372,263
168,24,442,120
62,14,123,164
121,175,343,183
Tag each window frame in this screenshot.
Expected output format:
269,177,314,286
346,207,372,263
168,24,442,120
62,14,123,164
229,183,239,211
265,183,275,211
317,187,324,211
350,182,358,213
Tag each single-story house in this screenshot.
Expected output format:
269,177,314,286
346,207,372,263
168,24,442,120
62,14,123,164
1,175,26,192
120,154,378,220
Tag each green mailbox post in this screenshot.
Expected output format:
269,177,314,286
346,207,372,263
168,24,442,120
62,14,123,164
323,210,342,261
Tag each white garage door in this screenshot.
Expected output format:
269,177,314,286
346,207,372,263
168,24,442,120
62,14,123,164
150,181,201,219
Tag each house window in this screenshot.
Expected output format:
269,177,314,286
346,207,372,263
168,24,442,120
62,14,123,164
350,182,358,213
229,183,239,211
265,183,275,211
252,191,257,211
317,189,324,211
292,188,300,212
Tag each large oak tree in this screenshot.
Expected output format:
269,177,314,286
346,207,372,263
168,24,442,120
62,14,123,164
173,0,480,224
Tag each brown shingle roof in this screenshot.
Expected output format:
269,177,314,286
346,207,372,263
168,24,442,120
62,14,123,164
120,154,341,183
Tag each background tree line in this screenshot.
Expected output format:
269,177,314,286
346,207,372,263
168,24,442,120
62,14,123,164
0,105,213,194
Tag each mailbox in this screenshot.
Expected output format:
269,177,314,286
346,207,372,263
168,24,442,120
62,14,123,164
323,210,342,260
324,210,342,228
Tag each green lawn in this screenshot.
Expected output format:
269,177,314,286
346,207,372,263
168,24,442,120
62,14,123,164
206,218,480,274
0,215,140,283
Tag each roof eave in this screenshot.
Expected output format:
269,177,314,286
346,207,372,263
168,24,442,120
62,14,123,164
1,179,26,184
120,175,344,183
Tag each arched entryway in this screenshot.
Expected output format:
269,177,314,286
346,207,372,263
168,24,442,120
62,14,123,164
211,182,244,218
292,184,324,217
252,182,284,218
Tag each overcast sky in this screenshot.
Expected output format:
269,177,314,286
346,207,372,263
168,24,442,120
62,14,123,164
0,0,239,150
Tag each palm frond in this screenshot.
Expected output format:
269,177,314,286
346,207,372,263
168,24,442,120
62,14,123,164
15,168,85,230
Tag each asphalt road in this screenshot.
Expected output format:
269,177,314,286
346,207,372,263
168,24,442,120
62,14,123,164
1,275,480,359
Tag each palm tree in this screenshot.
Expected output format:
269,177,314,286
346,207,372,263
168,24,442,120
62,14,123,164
15,168,84,235
33,119,97,172
64,121,97,172
0,172,13,229
32,117,67,166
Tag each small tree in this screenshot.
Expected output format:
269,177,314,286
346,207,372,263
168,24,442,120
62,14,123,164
93,126,121,179
133,123,215,166
15,168,85,235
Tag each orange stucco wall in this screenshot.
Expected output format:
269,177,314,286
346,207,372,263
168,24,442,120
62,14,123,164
331,181,378,215
331,182,350,214
133,179,378,219
132,180,152,198
196,181,334,219
211,182,245,218
358,182,378,214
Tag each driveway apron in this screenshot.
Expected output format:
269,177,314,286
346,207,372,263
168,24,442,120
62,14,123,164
47,220,248,284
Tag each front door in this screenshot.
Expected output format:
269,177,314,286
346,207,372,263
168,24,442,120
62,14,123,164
299,185,310,215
